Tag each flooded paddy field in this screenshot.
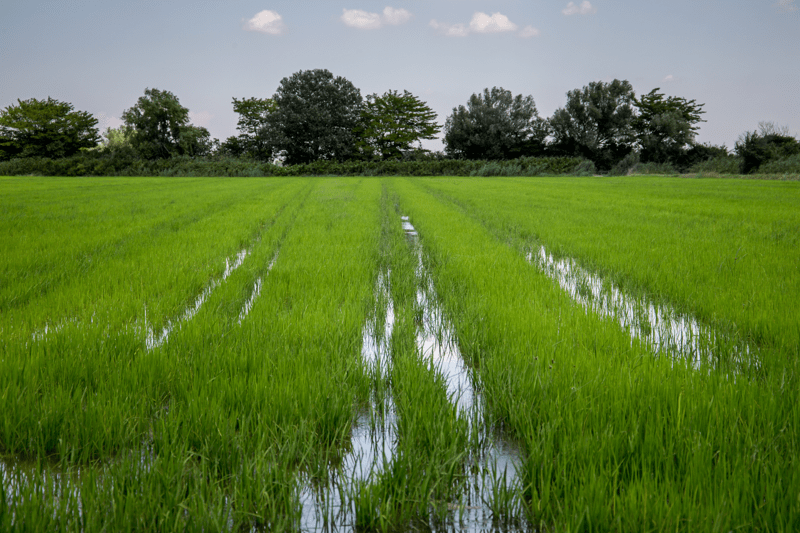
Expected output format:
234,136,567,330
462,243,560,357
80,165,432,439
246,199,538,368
1,176,799,531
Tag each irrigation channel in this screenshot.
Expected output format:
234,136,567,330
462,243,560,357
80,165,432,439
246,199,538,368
30,234,273,348
299,268,398,529
527,246,757,370
402,216,523,530
299,215,523,531
145,247,250,350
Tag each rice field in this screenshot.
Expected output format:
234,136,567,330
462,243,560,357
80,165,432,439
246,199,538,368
1,175,798,532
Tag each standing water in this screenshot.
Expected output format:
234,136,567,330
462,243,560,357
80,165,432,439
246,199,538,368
528,246,755,368
402,215,523,530
299,269,398,529
237,251,279,324
146,248,249,349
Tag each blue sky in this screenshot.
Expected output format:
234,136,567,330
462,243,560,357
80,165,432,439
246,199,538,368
1,0,798,151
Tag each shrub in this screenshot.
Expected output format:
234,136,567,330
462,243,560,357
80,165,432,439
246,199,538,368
688,155,741,175
735,131,800,174
571,159,596,176
633,161,678,175
757,154,800,175
608,152,640,176
0,154,586,178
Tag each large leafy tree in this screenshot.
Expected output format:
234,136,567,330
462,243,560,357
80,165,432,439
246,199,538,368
0,97,99,160
266,69,363,164
121,88,212,159
633,88,705,164
548,79,636,170
226,97,277,160
444,87,547,160
357,90,440,160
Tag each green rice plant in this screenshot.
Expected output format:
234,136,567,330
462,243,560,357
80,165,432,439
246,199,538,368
3,175,799,531
388,177,800,531
1,177,390,531
351,185,472,531
414,176,800,373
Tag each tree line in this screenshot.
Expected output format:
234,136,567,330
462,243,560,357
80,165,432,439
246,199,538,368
1,68,798,176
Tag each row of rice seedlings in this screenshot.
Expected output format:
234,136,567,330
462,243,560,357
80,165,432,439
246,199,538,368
408,177,758,372
414,176,800,373
402,211,527,531
301,261,398,529
144,180,314,350
2,178,384,530
389,178,800,531
349,185,472,531
0,180,311,465
300,184,402,530
1,177,305,341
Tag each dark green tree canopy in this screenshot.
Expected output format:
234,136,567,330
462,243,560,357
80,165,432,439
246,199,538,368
357,90,440,160
230,97,277,160
735,125,800,174
266,69,363,165
121,88,212,159
444,87,547,160
0,97,99,160
548,79,636,170
633,88,705,164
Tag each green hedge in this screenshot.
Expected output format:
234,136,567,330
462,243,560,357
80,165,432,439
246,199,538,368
758,154,800,175
688,155,742,174
0,153,586,177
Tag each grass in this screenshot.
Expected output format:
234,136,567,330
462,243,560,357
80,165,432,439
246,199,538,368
389,176,800,531
1,175,799,531
414,176,800,371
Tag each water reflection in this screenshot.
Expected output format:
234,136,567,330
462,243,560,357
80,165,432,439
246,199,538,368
146,248,249,349
403,216,523,530
238,251,279,324
300,269,398,530
528,246,755,368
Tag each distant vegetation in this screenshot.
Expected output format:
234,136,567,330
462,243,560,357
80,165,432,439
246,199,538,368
1,69,798,177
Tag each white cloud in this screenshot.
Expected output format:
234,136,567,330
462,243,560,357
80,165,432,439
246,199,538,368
341,9,383,29
469,12,517,33
519,25,541,38
776,0,798,12
383,7,412,25
431,12,523,37
562,1,597,16
663,74,675,82
341,7,413,29
429,20,470,37
243,10,286,35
